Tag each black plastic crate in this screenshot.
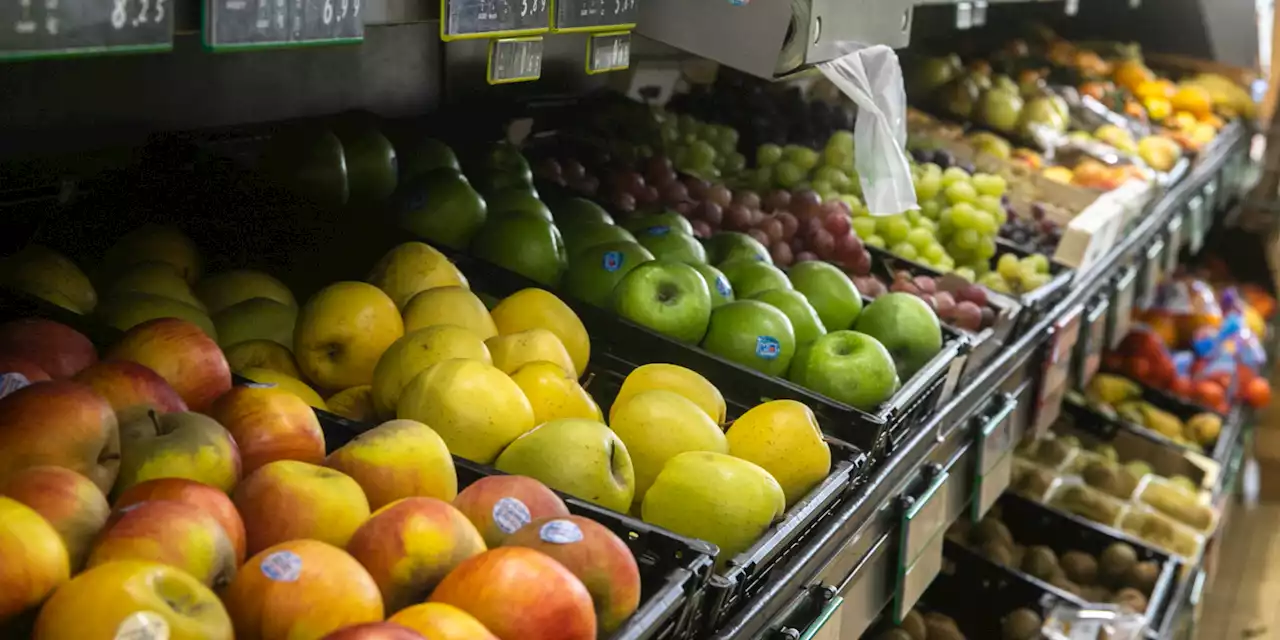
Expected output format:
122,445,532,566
1060,382,1226,460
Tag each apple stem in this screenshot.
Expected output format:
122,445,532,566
147,409,165,436
580,372,596,389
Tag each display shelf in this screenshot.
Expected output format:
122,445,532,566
712,119,1251,639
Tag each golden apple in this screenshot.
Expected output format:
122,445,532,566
486,329,577,378
326,385,377,422
396,359,534,464
213,297,298,349
389,603,498,640
233,460,371,555
367,242,469,310
490,289,590,375
0,496,70,620
104,261,209,312
325,419,456,509
0,245,97,314
371,325,490,418
609,389,727,505
210,384,325,474
401,286,496,339
1,466,109,571
611,364,726,425
196,269,297,315
96,291,217,339
509,361,601,425
725,400,830,507
224,339,304,379
295,281,404,391
494,419,634,513
101,224,202,284
238,367,328,411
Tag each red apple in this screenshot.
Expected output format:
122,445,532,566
233,460,371,556
114,410,242,496
1,465,109,571
209,385,325,474
87,499,238,589
430,547,596,640
347,497,487,613
224,539,383,640
0,318,97,379
452,476,570,547
0,354,50,383
106,318,231,412
0,380,119,493
321,623,426,640
73,360,188,420
325,419,457,510
503,516,640,633
114,478,247,565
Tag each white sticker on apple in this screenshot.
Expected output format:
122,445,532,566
755,336,781,360
539,519,583,544
115,611,169,640
243,382,277,389
260,550,302,582
0,372,32,400
493,497,531,534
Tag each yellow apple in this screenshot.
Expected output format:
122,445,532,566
390,603,498,640
509,361,601,424
325,419,457,509
397,359,534,464
239,367,328,411
96,292,217,340
212,297,297,349
495,419,634,513
371,325,491,418
367,242,469,310
224,340,304,379
326,385,377,422
611,364,726,425
726,400,831,507
295,281,404,391
0,496,70,620
104,261,208,312
34,560,233,640
233,460,371,555
490,289,590,376
610,389,728,504
401,286,497,339
2,466,110,571
101,224,202,284
86,499,237,589
486,329,577,378
196,269,297,315
115,410,243,496
0,245,97,314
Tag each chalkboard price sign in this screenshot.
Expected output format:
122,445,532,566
585,31,628,74
442,0,548,41
553,0,636,33
204,0,363,51
0,0,173,61
486,36,541,84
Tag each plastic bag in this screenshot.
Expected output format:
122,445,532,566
817,46,918,216
1042,603,1147,640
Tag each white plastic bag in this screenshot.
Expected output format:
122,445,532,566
817,46,918,216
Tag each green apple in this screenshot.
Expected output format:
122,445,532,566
332,116,398,205
788,330,899,410
486,189,553,222
751,289,826,346
706,232,772,265
613,260,712,344
854,292,943,379
563,241,654,308
390,135,459,180
719,260,792,298
562,222,638,257
788,261,863,330
692,263,734,308
623,211,694,236
552,198,615,227
260,125,348,206
212,297,297,350
700,300,796,377
472,143,533,194
494,418,635,513
470,212,567,287
396,168,487,250
637,227,708,264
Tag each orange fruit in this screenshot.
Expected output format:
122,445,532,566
1114,60,1155,92
1171,85,1213,119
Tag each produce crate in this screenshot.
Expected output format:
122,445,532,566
1059,385,1226,460
948,493,1179,632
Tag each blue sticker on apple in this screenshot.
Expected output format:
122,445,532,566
715,276,731,298
644,226,670,236
755,336,781,359
602,251,623,272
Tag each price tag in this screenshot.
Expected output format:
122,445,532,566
1107,265,1137,349
203,0,362,51
1035,304,1084,435
954,2,972,30
585,31,628,74
1064,0,1078,15
553,0,635,33
443,0,548,40
1187,195,1207,254
972,1,986,26
487,36,541,84
1137,237,1166,310
0,0,173,61
1165,215,1184,276
1077,295,1110,387
972,395,1018,521
895,467,950,623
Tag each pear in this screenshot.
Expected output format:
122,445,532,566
402,286,497,338
610,363,726,426
372,325,491,418
486,329,577,378
397,359,533,464
196,269,297,315
725,400,831,506
509,361,602,425
106,262,208,312
0,245,97,314
642,451,784,563
212,297,297,349
367,242,469,311
495,419,634,513
609,390,728,505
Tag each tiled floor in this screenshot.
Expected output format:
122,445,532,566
1196,500,1280,639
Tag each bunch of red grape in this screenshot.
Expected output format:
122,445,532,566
853,271,997,332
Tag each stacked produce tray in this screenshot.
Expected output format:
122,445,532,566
1060,384,1232,460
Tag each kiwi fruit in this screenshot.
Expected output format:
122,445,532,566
1093,443,1119,461
899,609,927,640
1012,467,1057,500
1035,439,1073,466
1082,461,1121,494
876,630,913,640
1081,585,1113,602
1099,542,1138,584
923,614,963,640
1112,587,1149,613
981,539,1015,566
1125,560,1160,595
1021,546,1059,581
1049,573,1082,596
1125,460,1153,478
1060,550,1098,585
1001,608,1043,640
972,518,1014,547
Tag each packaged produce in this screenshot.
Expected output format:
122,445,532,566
1043,602,1147,640
1134,476,1218,533
1018,433,1081,470
1046,482,1129,527
1118,508,1204,559
1012,457,1061,501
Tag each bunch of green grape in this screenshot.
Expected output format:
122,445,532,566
657,112,747,181
745,131,860,201
982,253,1054,293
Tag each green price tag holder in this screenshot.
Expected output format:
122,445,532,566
1186,194,1207,255
972,393,1019,522
797,590,845,640
894,466,950,623
1165,214,1184,277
